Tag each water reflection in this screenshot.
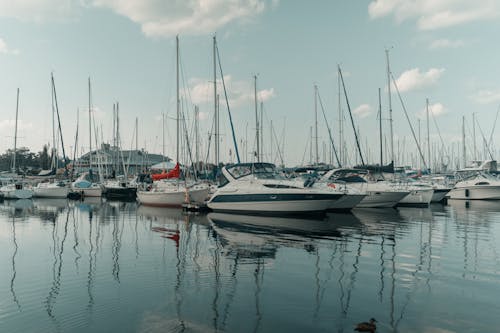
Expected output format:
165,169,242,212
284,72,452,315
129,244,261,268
1,199,500,332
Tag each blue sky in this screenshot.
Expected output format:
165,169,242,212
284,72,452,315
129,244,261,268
1,0,500,168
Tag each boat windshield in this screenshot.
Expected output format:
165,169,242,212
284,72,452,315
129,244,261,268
227,163,278,179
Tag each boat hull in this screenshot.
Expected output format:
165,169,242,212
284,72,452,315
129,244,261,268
208,192,343,214
430,188,450,202
2,189,34,199
356,191,409,208
447,186,500,200
327,194,365,211
104,187,137,200
398,189,434,207
137,187,209,207
33,186,70,198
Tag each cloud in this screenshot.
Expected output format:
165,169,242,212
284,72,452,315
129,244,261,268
0,38,19,55
0,0,77,22
416,102,447,119
91,0,271,37
353,104,373,119
0,119,34,131
392,68,444,92
429,39,464,49
470,89,500,104
368,0,500,30
183,76,275,110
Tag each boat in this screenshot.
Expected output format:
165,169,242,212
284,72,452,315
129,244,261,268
447,173,500,200
396,181,434,207
0,181,34,199
137,37,209,208
319,169,408,208
137,180,209,207
207,163,345,214
33,181,70,198
104,180,137,200
71,172,103,197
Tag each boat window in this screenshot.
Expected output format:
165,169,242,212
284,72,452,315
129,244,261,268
218,173,230,187
475,181,490,185
227,165,253,179
227,163,278,179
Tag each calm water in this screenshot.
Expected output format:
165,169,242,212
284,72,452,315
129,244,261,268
1,198,499,333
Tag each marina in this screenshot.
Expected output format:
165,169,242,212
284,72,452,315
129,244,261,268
1,198,499,332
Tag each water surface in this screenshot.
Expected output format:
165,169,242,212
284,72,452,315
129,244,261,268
0,198,499,332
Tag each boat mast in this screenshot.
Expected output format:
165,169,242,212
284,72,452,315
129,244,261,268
462,115,466,168
378,88,383,166
88,77,92,171
314,84,319,165
254,75,260,162
338,73,343,166
176,35,180,166
195,105,199,165
472,112,477,161
426,98,431,172
260,101,264,162
213,35,219,167
13,88,19,173
386,48,395,166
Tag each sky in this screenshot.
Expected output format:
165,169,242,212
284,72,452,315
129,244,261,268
1,0,500,169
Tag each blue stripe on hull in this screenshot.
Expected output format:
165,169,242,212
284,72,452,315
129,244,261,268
210,193,343,203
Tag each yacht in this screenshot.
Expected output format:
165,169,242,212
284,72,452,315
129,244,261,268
394,180,434,207
0,181,34,199
207,163,345,214
447,173,500,200
319,169,408,208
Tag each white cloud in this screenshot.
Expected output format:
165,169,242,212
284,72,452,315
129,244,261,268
183,76,275,110
0,0,77,22
429,39,464,49
470,89,500,105
368,0,500,30
353,104,373,119
392,68,445,92
416,102,447,119
0,38,19,55
0,119,34,131
91,0,270,37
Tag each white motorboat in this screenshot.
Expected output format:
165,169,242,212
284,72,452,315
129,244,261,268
33,181,70,198
447,173,500,200
137,181,209,207
319,169,408,208
396,182,434,207
207,163,345,214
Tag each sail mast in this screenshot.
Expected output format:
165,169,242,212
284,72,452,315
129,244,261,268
378,88,383,166
254,75,260,162
426,98,431,172
88,77,92,171
213,35,219,166
314,84,319,165
386,48,395,166
176,35,180,165
13,88,19,172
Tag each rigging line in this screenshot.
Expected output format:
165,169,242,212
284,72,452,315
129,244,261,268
317,87,342,167
270,122,284,166
338,65,365,166
300,128,311,166
475,119,494,160
488,104,500,148
390,72,428,171
429,106,447,157
51,73,68,173
215,41,241,163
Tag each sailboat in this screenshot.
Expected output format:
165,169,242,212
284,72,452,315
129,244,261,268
137,36,209,207
103,103,137,200
0,88,34,199
71,78,103,197
34,74,70,198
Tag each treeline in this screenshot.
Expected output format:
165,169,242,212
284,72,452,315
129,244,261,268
0,145,67,173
